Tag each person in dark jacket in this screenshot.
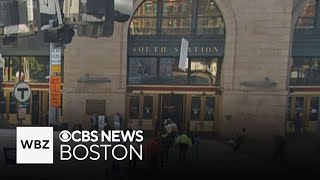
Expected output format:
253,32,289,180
191,133,200,160
273,135,286,164
295,111,303,134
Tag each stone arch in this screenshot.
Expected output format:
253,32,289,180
292,0,313,25
213,0,237,91
119,0,237,91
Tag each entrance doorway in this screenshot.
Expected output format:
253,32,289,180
160,94,185,131
288,95,320,133
126,93,219,133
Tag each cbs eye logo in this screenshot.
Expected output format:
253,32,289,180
59,130,71,143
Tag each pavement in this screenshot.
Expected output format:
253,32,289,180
0,117,320,179
0,115,14,129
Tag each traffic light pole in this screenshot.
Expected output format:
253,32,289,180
48,43,62,126
48,43,56,126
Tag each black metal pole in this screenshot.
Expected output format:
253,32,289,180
0,55,7,127
0,66,4,122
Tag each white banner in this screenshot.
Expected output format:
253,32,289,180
179,38,189,71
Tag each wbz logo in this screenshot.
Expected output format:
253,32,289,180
20,140,50,149
17,127,53,164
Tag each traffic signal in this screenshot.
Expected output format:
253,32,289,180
63,0,133,38
114,0,133,23
43,26,75,44
100,0,133,37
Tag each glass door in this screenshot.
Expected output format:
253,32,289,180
189,95,202,132
142,95,154,129
187,95,216,133
306,96,320,133
126,93,156,130
288,95,320,134
288,96,305,133
128,95,140,129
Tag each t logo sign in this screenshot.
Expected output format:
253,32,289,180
16,87,29,99
17,127,53,164
13,82,31,103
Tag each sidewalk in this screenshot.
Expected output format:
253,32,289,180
221,133,320,174
0,115,14,129
1,126,319,178
126,138,284,178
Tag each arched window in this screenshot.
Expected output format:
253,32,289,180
129,0,225,37
127,0,225,86
129,0,158,35
196,0,224,35
296,0,317,29
292,0,320,86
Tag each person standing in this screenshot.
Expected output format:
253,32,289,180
113,112,121,130
90,114,98,131
273,135,286,165
295,111,303,134
145,138,161,170
175,131,192,160
233,128,248,152
128,141,140,169
160,135,169,167
127,118,133,131
191,134,200,160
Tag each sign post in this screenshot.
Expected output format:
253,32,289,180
13,82,32,125
49,43,62,126
50,75,61,108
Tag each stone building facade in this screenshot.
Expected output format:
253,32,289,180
57,0,318,138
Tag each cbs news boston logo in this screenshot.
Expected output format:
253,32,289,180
16,127,143,164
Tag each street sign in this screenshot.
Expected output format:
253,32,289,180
50,44,62,65
18,104,27,120
50,76,61,91
50,91,61,108
13,82,31,102
51,65,61,73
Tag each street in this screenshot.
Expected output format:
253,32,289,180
0,122,319,179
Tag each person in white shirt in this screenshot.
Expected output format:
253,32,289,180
113,112,121,130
